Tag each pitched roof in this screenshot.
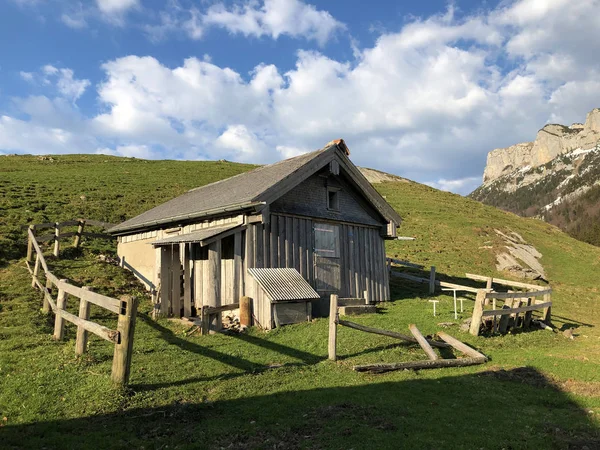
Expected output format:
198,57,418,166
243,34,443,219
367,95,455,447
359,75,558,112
109,140,401,234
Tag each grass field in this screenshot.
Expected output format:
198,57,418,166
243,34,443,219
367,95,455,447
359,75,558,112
0,154,599,449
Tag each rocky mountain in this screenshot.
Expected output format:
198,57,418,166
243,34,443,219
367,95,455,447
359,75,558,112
471,108,600,246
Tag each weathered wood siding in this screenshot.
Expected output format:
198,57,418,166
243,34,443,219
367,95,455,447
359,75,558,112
270,173,383,227
244,213,389,305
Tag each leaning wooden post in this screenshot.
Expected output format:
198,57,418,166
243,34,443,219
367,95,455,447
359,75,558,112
31,254,40,289
469,290,486,336
240,296,252,327
26,225,35,262
73,219,85,248
485,277,493,305
111,295,138,385
328,294,338,361
53,222,60,258
53,279,68,340
75,287,91,355
429,266,436,295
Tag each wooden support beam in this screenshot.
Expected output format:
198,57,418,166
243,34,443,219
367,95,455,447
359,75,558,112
31,254,40,289
111,295,138,385
240,296,251,327
328,294,338,361
338,319,450,348
183,243,192,318
469,290,486,336
353,357,487,373
159,247,170,317
206,240,221,333
409,324,438,360
497,300,514,333
75,286,91,355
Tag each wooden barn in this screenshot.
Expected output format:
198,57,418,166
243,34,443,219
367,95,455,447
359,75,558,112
109,139,402,330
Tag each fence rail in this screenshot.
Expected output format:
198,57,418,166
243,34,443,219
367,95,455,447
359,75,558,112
25,226,137,384
26,219,114,260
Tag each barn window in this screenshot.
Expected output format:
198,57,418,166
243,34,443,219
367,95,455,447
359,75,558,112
314,223,339,258
327,187,340,211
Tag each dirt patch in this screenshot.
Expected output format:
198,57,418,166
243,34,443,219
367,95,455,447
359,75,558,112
494,229,546,280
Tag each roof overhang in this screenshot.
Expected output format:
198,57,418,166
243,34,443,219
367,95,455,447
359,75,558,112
152,223,244,247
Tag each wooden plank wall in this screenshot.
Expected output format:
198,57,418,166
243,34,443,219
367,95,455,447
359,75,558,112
244,213,389,304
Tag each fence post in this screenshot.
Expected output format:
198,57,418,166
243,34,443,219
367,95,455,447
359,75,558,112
485,277,493,305
328,294,338,361
53,279,68,340
31,254,40,289
542,292,552,323
73,219,85,248
429,266,436,295
111,295,138,385
26,225,35,262
469,290,486,336
364,289,369,305
75,287,91,355
53,222,60,258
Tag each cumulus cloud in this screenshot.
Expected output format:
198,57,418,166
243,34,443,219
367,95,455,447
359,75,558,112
145,0,344,45
96,0,138,15
4,0,600,195
21,65,91,102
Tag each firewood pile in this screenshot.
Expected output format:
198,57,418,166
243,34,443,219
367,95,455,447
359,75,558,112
222,313,247,333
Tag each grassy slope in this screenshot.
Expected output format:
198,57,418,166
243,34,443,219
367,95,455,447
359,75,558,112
0,155,599,449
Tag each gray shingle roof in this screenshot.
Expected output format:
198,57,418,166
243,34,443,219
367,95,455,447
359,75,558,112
109,140,402,235
110,147,327,234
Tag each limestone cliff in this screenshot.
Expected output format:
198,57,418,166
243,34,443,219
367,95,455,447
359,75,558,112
483,108,600,183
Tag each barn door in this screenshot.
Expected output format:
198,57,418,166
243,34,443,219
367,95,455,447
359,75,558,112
313,222,340,316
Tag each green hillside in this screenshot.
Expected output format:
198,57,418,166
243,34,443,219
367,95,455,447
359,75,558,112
1,154,599,449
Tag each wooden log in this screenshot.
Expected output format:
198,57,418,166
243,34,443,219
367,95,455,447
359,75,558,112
469,290,486,336
111,295,138,385
32,222,55,230
201,306,209,336
240,296,251,327
328,294,338,361
204,302,240,315
436,332,487,359
485,277,493,291
465,273,545,291
338,319,450,348
26,225,35,262
53,223,60,257
31,254,40,289
429,266,436,295
481,301,552,317
53,279,68,340
57,220,80,228
75,287,91,355
353,356,487,373
409,324,438,360
73,220,85,248
542,293,552,323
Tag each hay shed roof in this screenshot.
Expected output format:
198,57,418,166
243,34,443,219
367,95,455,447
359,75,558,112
152,223,241,247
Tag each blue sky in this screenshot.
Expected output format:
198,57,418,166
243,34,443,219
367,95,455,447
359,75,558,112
2,0,600,194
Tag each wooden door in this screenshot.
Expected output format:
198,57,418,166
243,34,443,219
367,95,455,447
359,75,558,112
313,223,340,316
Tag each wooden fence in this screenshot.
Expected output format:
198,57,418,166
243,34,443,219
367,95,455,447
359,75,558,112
327,294,487,372
26,219,114,260
469,286,551,336
25,227,137,384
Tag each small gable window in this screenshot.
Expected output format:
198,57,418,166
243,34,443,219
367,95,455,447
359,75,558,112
327,187,340,212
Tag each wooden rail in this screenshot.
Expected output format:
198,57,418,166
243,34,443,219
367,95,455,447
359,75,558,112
469,288,552,336
25,227,137,384
26,219,114,260
200,302,244,335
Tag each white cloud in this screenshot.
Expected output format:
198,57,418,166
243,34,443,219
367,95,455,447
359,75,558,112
20,71,34,82
4,0,600,195
24,65,91,102
147,0,344,45
96,144,157,159
96,0,138,15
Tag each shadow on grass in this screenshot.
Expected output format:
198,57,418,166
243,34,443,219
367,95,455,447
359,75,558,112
3,367,599,449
